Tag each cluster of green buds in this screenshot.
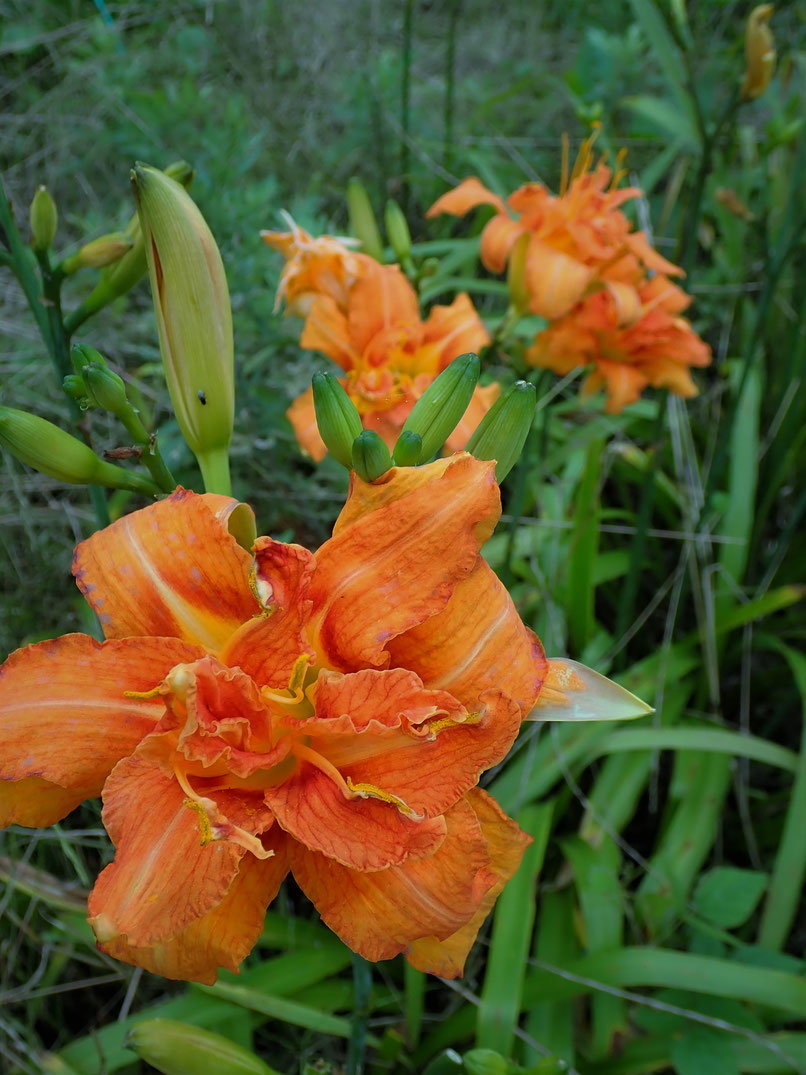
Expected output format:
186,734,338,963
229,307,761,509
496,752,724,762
312,352,536,484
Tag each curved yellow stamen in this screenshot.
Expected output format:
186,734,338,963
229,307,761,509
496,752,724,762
293,744,422,820
123,684,163,700
174,765,273,860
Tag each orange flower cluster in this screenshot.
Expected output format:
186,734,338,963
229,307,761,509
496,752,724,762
262,222,497,459
428,134,711,412
1,461,549,982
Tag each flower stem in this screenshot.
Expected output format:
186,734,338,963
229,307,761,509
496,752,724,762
196,445,232,496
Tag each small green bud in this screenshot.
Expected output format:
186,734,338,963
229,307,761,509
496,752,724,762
0,406,157,494
84,363,128,414
384,199,411,263
420,256,440,278
351,429,392,482
125,1018,279,1075
29,185,57,252
347,177,384,261
421,1050,464,1075
62,374,89,404
399,352,480,461
464,380,536,482
392,429,422,467
463,1049,510,1075
61,232,133,274
312,371,363,468
71,342,108,376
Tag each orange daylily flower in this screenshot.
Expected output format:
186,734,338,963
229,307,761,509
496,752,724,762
261,213,375,318
285,258,498,461
1,459,552,983
526,275,712,413
427,133,683,323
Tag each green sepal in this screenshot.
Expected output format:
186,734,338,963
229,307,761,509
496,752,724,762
465,379,536,482
399,352,480,461
351,429,392,482
392,429,422,467
312,371,363,469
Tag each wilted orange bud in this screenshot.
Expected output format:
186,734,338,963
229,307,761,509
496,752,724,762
715,187,754,221
741,5,775,100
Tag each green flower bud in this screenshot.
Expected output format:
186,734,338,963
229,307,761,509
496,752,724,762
464,379,536,482
0,406,157,494
312,370,363,468
125,1018,279,1075
399,352,480,462
421,1050,463,1075
61,232,133,274
84,363,128,415
29,185,57,252
420,256,440,278
71,342,108,376
133,162,234,494
347,177,384,261
507,232,531,314
384,198,411,263
392,429,422,467
351,429,392,482
62,374,90,404
463,1049,510,1075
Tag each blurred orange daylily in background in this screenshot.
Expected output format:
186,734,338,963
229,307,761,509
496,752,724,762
428,132,682,324
527,275,712,413
0,460,543,982
264,219,498,460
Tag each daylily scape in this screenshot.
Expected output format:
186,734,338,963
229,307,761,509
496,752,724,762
0,455,647,984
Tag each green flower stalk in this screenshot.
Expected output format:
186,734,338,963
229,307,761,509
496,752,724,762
0,406,159,495
132,162,234,495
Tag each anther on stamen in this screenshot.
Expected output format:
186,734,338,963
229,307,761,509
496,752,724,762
123,684,164,700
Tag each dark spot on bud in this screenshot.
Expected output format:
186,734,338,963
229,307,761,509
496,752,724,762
198,390,207,405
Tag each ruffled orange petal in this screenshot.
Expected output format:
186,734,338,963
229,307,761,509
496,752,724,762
427,178,508,220
332,456,455,534
289,795,496,963
405,787,531,977
0,634,204,827
592,358,648,413
222,538,316,689
90,753,273,950
95,832,289,984
264,761,447,871
424,292,491,369
286,385,328,462
299,295,356,370
388,559,547,714
309,455,499,671
347,263,420,355
626,232,684,277
73,490,257,652
480,214,526,274
294,669,521,819
524,239,594,320
445,382,501,454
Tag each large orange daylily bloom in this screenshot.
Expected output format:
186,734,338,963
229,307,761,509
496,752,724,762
0,459,557,984
427,133,683,324
526,275,712,413
285,258,498,461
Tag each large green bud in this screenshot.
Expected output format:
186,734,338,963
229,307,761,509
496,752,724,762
29,186,57,252
132,162,233,494
464,379,536,482
312,371,363,468
125,1018,280,1075
347,177,384,261
396,352,480,462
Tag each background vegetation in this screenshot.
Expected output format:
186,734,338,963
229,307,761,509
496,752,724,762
1,1,805,1073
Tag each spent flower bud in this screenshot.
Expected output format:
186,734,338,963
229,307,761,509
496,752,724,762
392,429,422,467
61,232,133,274
133,162,234,494
347,177,384,261
312,370,363,468
399,352,480,462
125,1018,278,1075
29,186,57,252
0,406,157,494
351,429,392,482
464,379,535,482
741,5,775,100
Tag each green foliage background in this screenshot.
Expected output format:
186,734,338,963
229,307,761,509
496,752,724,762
1,1,805,1074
